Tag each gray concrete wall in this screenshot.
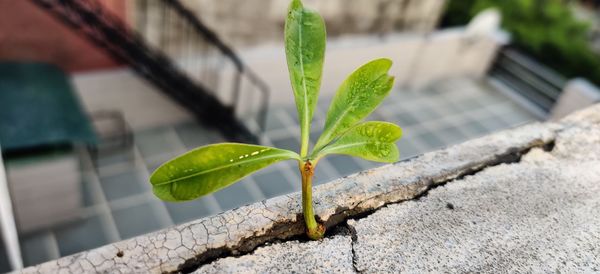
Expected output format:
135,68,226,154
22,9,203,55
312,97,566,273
99,5,503,128
237,27,505,111
72,69,192,131
14,103,600,273
136,0,447,49
71,25,505,131
550,78,600,120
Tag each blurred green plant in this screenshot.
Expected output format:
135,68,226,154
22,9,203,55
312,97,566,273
442,0,600,86
149,0,401,240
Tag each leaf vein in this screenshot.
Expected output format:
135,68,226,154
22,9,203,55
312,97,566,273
322,141,390,153
298,11,310,134
317,73,390,149
153,154,292,186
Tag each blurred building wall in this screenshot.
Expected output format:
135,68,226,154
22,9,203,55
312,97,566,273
236,28,505,109
0,0,126,72
135,0,447,49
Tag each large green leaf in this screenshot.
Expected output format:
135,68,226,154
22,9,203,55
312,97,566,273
316,121,401,163
285,0,326,156
150,143,300,201
313,59,395,154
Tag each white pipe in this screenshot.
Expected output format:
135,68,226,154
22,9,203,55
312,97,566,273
0,146,23,270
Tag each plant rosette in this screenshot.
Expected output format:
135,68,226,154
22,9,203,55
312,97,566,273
149,0,402,240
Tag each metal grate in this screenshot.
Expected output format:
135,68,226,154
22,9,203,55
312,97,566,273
490,47,567,113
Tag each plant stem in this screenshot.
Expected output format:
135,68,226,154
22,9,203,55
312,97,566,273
300,160,325,240
300,130,309,158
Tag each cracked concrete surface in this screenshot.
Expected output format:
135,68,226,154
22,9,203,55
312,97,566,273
347,107,600,273
16,104,600,273
350,149,600,273
195,235,354,273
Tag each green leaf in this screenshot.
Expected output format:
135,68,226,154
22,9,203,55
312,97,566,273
285,0,326,156
313,59,395,154
150,143,300,201
316,121,402,163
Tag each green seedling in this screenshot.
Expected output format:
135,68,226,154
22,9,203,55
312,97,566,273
149,0,402,240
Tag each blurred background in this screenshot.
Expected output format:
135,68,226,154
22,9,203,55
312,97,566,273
0,0,599,271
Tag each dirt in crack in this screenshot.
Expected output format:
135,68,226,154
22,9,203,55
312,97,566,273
346,223,361,273
171,217,308,274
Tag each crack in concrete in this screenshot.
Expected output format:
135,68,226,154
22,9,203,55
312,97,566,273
411,139,556,202
346,221,361,274
171,217,307,273
339,139,556,273
169,138,557,273
15,124,556,273
322,138,556,234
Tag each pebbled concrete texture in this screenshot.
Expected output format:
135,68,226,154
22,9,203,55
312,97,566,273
350,106,600,273
195,235,354,274
15,104,600,273
350,148,600,273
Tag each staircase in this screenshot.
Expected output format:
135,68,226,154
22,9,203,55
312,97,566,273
30,0,269,143
490,47,567,115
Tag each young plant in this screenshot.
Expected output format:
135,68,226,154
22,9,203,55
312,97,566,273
149,0,401,240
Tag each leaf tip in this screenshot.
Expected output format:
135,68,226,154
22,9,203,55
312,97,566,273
388,74,396,85
148,160,174,186
360,58,394,77
373,58,393,69
289,0,303,10
148,166,162,185
381,57,393,64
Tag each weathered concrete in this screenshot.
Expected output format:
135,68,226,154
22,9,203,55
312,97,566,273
550,78,600,120
351,147,600,273
16,104,600,273
196,235,354,274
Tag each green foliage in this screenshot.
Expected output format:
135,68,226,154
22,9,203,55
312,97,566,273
285,0,326,157
150,144,299,201
313,59,395,154
441,0,476,26
316,121,402,163
149,0,401,239
442,0,600,85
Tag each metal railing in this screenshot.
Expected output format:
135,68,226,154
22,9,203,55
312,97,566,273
136,0,270,134
30,0,270,143
490,47,567,113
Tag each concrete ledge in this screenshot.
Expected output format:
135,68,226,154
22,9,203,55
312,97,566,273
197,235,354,273
17,104,600,273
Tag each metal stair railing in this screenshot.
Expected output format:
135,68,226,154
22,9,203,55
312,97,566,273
490,47,567,114
30,0,270,143
136,0,270,135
